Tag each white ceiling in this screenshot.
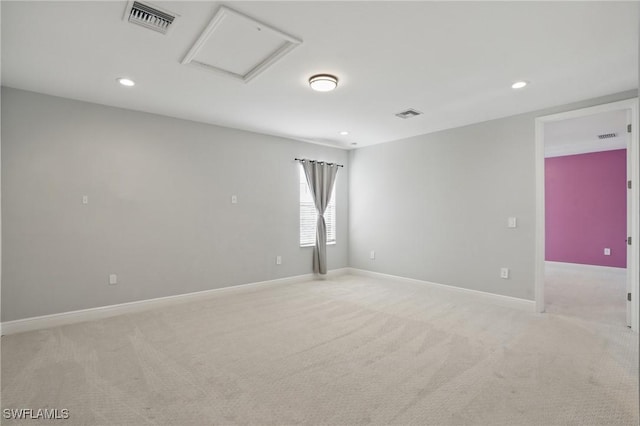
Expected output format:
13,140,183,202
2,1,638,149
544,109,629,158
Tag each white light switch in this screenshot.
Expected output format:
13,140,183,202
500,268,509,279
604,248,611,256
231,195,238,204
82,195,89,205
370,250,375,260
508,217,517,228
109,274,118,285
276,255,282,265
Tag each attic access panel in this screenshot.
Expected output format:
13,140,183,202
181,6,302,83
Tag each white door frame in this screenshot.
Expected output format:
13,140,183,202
534,98,639,332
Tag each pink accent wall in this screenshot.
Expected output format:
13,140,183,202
545,149,626,268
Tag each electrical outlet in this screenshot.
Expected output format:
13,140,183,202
231,195,238,204
604,248,611,256
370,250,375,260
500,268,509,279
276,255,282,265
82,195,89,205
508,217,517,228
109,274,118,285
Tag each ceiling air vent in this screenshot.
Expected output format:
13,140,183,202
395,108,423,119
125,1,176,35
598,132,617,140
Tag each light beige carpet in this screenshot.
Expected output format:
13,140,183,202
1,269,637,425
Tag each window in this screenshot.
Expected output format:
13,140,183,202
300,166,336,246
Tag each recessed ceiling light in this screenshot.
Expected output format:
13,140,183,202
511,81,528,89
350,143,358,146
117,77,135,87
339,131,349,136
309,74,338,92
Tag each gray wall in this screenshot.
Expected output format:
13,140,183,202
3,86,636,321
1,87,349,321
349,91,637,301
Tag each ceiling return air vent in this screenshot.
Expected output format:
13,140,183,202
597,132,617,140
395,108,423,119
124,1,176,35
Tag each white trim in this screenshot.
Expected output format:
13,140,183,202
545,261,626,275
626,106,635,329
544,140,627,158
0,268,349,336
535,114,546,314
534,98,639,331
347,268,535,312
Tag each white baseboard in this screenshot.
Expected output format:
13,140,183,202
545,261,626,275
347,268,535,312
0,268,350,336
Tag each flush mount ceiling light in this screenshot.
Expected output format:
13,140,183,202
511,81,528,89
309,74,338,92
117,77,135,87
339,131,349,136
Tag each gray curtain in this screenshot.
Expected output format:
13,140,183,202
302,160,339,275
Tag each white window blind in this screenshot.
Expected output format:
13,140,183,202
300,166,336,246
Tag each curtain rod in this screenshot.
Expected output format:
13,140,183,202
295,158,344,168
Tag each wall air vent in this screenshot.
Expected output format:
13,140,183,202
597,132,617,140
395,109,423,119
124,1,176,35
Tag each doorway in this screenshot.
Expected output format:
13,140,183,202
534,98,639,331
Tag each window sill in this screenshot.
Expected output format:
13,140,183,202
301,242,336,248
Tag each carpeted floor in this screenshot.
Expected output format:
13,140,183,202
545,262,629,328
1,267,637,425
